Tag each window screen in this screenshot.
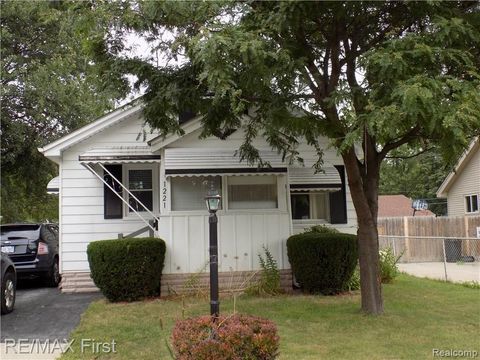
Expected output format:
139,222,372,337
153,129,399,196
227,176,277,209
171,176,222,211
104,165,123,219
128,169,153,212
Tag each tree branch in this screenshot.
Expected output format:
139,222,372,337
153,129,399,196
385,147,434,159
379,125,421,159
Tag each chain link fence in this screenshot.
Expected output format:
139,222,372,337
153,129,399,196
379,235,480,283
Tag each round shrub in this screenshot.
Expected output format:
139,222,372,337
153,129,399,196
287,232,358,294
87,237,166,302
172,314,279,360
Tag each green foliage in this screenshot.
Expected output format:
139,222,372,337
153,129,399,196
172,314,279,360
63,1,480,312
246,246,281,296
461,281,480,290
87,237,166,302
1,1,119,222
345,264,361,292
379,148,453,216
303,225,339,234
287,232,358,294
379,248,401,284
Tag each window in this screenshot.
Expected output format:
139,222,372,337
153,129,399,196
127,169,153,212
171,176,222,211
465,194,479,213
104,165,123,219
227,175,277,209
291,192,329,220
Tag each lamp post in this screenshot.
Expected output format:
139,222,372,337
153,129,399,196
205,188,221,320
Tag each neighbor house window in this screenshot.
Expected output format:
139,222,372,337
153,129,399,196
227,175,277,209
171,176,222,211
465,194,479,214
291,192,329,220
127,169,153,212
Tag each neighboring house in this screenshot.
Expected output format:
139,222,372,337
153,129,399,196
378,195,435,218
39,102,357,293
437,139,480,217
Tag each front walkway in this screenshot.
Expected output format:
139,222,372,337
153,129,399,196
398,262,480,283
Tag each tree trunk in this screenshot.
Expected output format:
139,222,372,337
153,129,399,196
342,147,384,315
357,213,383,314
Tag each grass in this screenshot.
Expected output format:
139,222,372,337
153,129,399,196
62,274,480,359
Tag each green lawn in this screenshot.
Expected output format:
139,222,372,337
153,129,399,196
62,275,480,359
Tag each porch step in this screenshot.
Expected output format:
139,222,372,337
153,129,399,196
60,272,99,293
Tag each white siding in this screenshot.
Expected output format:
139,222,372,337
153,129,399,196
60,116,160,272
447,148,480,217
157,212,291,273
169,127,357,231
58,115,357,274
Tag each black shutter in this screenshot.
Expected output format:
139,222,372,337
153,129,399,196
329,165,347,224
104,164,123,219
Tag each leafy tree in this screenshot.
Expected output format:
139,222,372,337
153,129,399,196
379,147,452,216
90,1,479,314
0,1,121,223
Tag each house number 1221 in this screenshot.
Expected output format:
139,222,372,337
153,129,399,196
162,182,167,209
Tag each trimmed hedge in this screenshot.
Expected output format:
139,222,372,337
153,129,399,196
87,237,166,302
172,314,279,360
287,232,358,294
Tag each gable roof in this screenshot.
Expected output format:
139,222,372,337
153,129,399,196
378,195,435,218
39,101,143,159
436,138,479,198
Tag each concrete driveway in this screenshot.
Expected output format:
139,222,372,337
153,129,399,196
1,282,101,360
399,262,480,283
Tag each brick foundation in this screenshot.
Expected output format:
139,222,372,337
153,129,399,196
59,269,293,296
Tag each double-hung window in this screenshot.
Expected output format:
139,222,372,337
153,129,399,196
104,164,156,219
127,168,153,212
291,192,329,220
465,194,479,214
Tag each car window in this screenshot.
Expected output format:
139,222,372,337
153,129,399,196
0,225,40,239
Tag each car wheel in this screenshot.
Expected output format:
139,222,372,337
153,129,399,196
1,271,16,314
45,257,61,287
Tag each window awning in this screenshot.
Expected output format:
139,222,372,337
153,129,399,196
164,148,287,177
78,146,161,164
288,166,342,192
47,176,59,194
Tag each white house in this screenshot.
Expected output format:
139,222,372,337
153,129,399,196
40,102,357,293
437,138,480,217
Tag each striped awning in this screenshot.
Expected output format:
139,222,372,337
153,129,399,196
288,166,341,192
164,148,287,177
79,146,161,164
47,176,59,194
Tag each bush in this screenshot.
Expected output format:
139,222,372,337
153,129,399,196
87,237,166,302
344,263,361,291
287,232,358,294
172,314,279,360
379,247,400,283
246,246,281,296
303,224,339,234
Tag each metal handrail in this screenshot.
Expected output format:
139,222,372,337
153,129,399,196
98,163,160,222
82,163,157,233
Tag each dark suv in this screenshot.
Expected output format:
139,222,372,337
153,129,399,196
0,223,60,287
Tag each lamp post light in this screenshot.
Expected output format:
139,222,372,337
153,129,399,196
205,188,221,320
